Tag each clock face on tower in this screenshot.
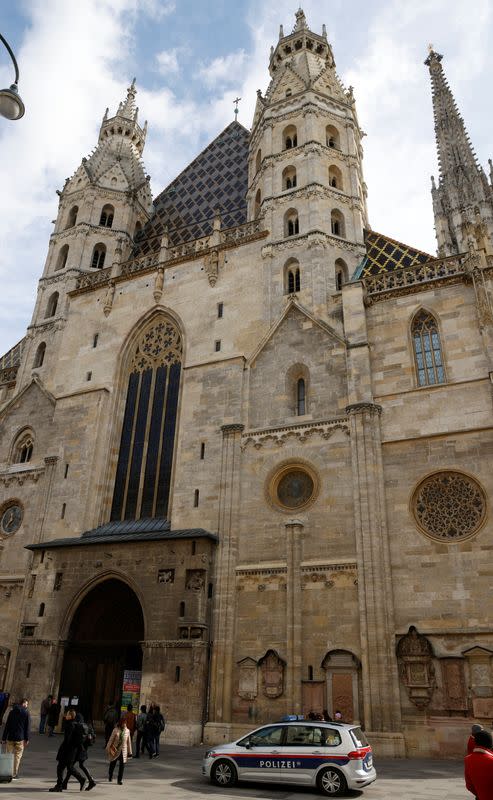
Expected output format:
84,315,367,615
1,503,23,535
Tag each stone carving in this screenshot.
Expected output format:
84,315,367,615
131,319,182,372
186,569,205,591
153,268,164,303
396,626,435,707
237,657,258,700
0,469,43,487
241,419,349,451
103,281,115,317
441,659,467,711
157,568,174,584
412,471,486,541
204,250,220,286
259,649,285,698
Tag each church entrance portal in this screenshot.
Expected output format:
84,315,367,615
59,579,144,724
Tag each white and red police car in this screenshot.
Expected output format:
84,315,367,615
203,719,376,796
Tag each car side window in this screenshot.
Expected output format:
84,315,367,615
249,726,284,746
322,728,342,747
285,725,324,746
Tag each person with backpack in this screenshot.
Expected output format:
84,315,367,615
135,705,147,758
61,713,96,792
48,709,86,792
145,705,165,758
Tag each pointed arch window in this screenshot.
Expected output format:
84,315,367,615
412,311,445,387
14,433,34,464
91,244,106,269
254,189,261,219
255,148,262,174
45,291,59,319
335,258,348,291
282,166,297,191
66,206,78,229
284,209,299,237
286,266,300,294
55,244,69,271
33,342,46,368
331,209,345,238
100,204,114,228
110,317,183,521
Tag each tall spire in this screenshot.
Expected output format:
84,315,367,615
98,79,147,154
425,47,493,256
119,78,138,120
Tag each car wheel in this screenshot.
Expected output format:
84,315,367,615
317,766,347,796
211,759,238,787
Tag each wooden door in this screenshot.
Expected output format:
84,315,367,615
331,673,354,723
302,681,325,717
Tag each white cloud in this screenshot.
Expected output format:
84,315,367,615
197,50,247,88
156,48,181,75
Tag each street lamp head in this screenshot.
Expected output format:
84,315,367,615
0,82,25,120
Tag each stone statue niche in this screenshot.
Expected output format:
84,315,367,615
258,649,286,699
396,626,435,708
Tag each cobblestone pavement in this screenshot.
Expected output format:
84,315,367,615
0,733,468,799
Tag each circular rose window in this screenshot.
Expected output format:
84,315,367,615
412,471,486,542
269,464,318,511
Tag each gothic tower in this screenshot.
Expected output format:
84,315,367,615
426,48,493,256
247,9,368,316
16,81,153,391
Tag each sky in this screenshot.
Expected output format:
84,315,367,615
0,0,492,356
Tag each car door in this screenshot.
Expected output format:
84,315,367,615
279,724,326,784
236,724,284,782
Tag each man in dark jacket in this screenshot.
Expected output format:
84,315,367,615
1,698,30,779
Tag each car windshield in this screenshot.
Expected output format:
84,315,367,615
350,727,369,747
239,726,284,747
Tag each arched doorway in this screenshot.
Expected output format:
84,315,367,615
59,579,144,723
322,650,362,725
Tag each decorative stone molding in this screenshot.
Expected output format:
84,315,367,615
345,402,382,417
0,467,44,487
44,456,59,466
363,254,478,303
396,626,436,708
141,639,207,649
221,423,245,436
241,418,349,451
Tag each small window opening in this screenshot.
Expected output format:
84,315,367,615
56,244,69,271
64,463,69,479
200,442,205,460
91,244,106,269
179,601,185,617
26,662,31,677
208,582,213,599
297,378,306,416
61,503,66,519
217,302,223,319
191,540,196,555
175,666,181,682
308,665,314,680
40,551,45,564
66,206,78,229
193,489,199,507
45,291,59,319
33,342,46,368
38,603,45,617
54,572,63,591
93,333,99,348
99,204,114,228
215,340,221,352
86,371,92,382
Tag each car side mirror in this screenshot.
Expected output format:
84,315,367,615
244,742,251,749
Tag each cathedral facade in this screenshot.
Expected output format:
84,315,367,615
1,11,493,758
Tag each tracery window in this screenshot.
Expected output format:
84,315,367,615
110,317,183,521
99,204,114,228
412,471,486,542
284,209,299,237
91,244,106,269
412,311,445,386
15,434,34,464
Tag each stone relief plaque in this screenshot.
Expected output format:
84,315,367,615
473,697,493,718
158,568,175,584
186,569,205,591
441,659,467,711
259,649,285,698
237,657,258,700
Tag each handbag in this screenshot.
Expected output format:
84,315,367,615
0,744,14,783
108,742,118,759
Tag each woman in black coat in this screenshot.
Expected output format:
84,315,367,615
61,713,96,791
48,709,86,792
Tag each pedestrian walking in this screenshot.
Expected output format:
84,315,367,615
49,709,86,792
465,728,493,800
467,724,484,754
46,698,59,737
135,705,147,758
39,693,52,734
106,717,132,785
145,704,165,758
103,700,119,745
1,698,30,780
61,712,96,791
122,703,137,740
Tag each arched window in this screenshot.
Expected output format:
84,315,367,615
134,221,142,240
335,258,348,291
110,316,183,521
55,244,69,271
412,311,445,387
45,291,59,319
14,433,34,463
65,206,78,229
91,243,106,269
326,125,340,149
255,149,262,174
331,209,345,238
329,165,343,191
282,166,297,190
284,209,299,237
99,204,114,228
297,378,306,415
283,125,298,150
254,189,261,219
285,259,301,294
33,342,46,368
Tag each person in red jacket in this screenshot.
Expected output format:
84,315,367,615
467,724,484,755
465,729,493,800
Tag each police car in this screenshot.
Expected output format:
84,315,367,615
202,719,376,796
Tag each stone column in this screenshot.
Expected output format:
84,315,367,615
285,519,303,714
208,423,244,724
346,402,401,733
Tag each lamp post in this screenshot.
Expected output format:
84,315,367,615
0,32,25,120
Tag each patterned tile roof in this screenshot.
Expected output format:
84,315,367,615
134,120,250,256
355,230,435,279
26,519,218,550
0,338,25,370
